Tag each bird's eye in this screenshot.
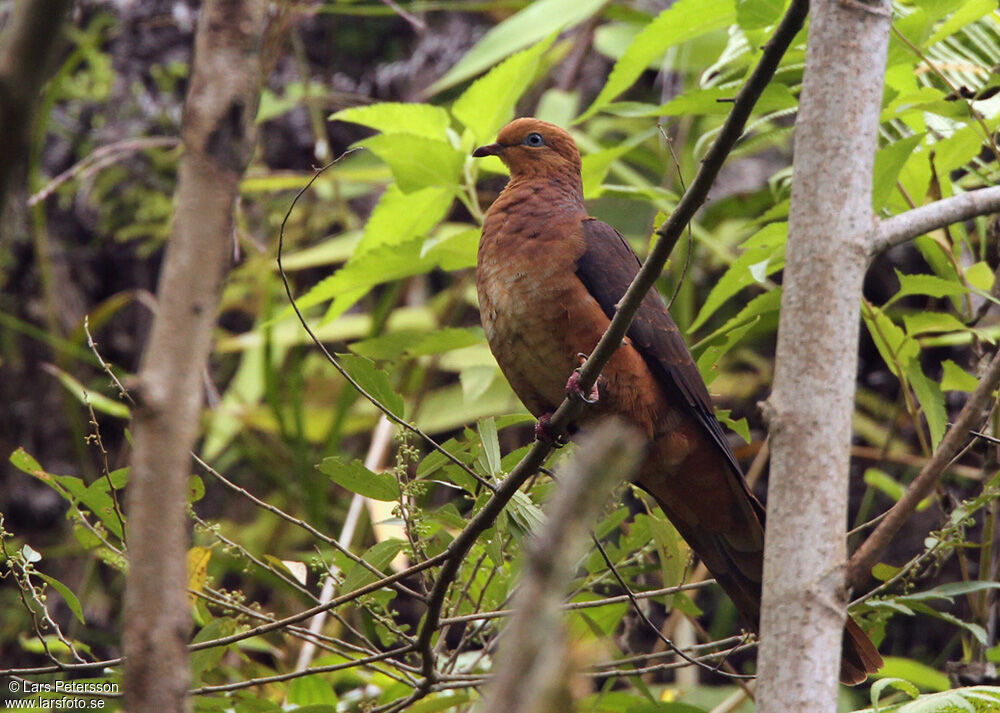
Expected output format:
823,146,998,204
523,132,545,147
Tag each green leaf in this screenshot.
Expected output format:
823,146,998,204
318,457,400,502
966,261,995,292
872,563,902,582
357,134,463,192
330,102,451,141
357,185,453,256
428,0,607,94
902,311,969,336
871,677,920,709
940,360,979,392
477,417,501,478
579,0,736,121
452,34,556,145
287,674,337,706
863,304,918,378
875,656,950,693
737,0,785,30
10,447,43,476
892,270,969,303
648,516,688,588
925,0,995,46
337,353,405,418
190,618,240,684
508,490,545,534
689,222,786,332
341,539,406,593
864,468,934,511
873,135,924,211
404,692,474,713
42,363,130,419
906,361,947,448
715,409,751,444
293,238,432,313
408,328,485,357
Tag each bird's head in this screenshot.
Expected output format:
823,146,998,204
473,118,583,187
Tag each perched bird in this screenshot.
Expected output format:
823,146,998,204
473,117,882,684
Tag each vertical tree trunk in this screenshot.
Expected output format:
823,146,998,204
757,1,891,709
122,2,268,711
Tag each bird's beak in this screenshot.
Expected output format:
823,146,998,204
472,143,503,158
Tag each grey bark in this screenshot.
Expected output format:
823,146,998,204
757,1,891,710
479,420,643,713
122,2,268,711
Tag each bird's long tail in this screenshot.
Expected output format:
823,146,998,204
637,439,882,684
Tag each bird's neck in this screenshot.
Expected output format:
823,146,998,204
499,171,585,213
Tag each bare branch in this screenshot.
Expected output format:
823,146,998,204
872,186,1000,255
479,421,644,713
846,347,1000,589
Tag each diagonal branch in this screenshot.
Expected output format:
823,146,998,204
479,421,644,713
871,185,1000,256
846,347,1000,589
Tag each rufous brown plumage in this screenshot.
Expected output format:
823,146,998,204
473,117,882,685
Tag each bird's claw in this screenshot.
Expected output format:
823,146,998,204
566,369,600,405
534,413,567,447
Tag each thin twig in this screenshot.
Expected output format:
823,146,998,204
847,347,1000,588
276,155,497,494
872,184,1000,255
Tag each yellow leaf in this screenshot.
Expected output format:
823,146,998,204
187,546,212,605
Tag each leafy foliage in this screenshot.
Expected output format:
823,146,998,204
4,1,1000,712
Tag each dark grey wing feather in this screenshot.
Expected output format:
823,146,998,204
575,217,746,481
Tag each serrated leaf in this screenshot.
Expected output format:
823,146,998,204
689,222,786,332
715,408,750,444
357,134,463,192
863,304,919,378
341,539,406,593
337,353,405,418
357,185,453,256
35,572,84,624
579,0,736,121
966,261,995,292
318,457,400,501
452,35,556,145
873,135,924,211
902,311,969,336
940,359,978,392
330,102,451,141
892,271,969,302
428,0,607,94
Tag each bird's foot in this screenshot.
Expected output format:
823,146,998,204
534,413,567,447
566,360,600,405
